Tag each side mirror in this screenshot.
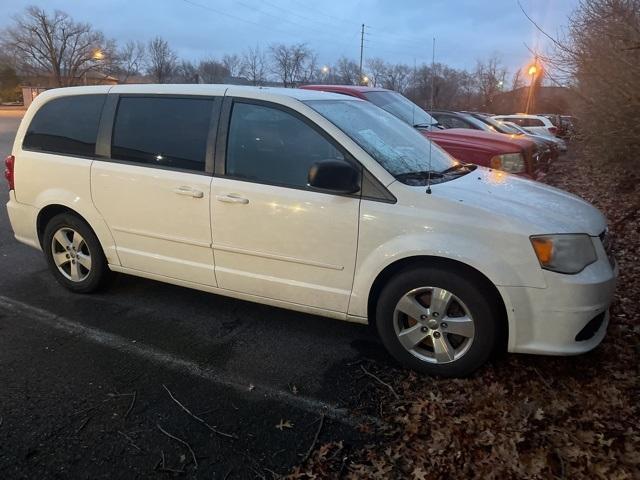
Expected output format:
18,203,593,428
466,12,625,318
308,159,360,194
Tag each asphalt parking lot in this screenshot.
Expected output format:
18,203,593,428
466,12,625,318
0,110,386,478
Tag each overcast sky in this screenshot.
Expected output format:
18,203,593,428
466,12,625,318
1,0,579,76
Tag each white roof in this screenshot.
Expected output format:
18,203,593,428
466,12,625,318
35,83,352,102
493,113,548,119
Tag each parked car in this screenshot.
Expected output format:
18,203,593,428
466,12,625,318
301,85,541,178
430,110,556,172
539,114,566,138
501,121,567,153
492,114,558,138
5,85,617,377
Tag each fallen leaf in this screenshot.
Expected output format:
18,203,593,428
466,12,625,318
275,419,294,431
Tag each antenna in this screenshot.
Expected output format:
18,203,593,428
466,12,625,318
426,36,435,194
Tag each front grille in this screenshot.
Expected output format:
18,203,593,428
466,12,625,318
575,312,606,341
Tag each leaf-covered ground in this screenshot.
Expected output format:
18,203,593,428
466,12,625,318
291,147,640,479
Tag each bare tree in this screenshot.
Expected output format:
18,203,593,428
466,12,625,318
240,45,267,85
382,64,412,93
511,68,525,91
541,0,640,173
222,53,242,78
198,58,229,84
175,60,199,83
474,55,507,110
455,71,479,110
269,43,313,87
406,63,469,110
1,6,113,87
115,40,146,83
335,57,360,85
366,57,388,87
300,51,318,84
146,37,177,83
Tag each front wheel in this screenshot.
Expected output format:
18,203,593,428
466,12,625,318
375,266,500,377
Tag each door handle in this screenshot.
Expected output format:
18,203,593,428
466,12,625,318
173,186,204,198
216,194,249,205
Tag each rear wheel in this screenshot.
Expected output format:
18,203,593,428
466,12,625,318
375,266,499,377
43,213,110,293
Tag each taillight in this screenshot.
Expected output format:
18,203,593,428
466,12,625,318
4,155,15,190
548,126,557,136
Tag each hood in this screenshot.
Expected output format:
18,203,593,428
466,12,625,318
424,128,535,153
433,167,607,235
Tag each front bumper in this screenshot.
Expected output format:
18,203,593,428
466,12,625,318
499,242,617,355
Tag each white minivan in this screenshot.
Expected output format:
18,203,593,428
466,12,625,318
5,85,617,377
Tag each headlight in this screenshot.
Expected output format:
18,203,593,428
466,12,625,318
530,234,597,274
490,153,525,173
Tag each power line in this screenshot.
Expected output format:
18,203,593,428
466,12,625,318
233,0,352,40
285,0,356,26
181,0,358,52
258,0,352,32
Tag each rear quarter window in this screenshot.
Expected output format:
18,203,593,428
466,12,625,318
23,94,106,157
111,96,214,172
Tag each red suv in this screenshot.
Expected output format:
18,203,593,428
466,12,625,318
301,85,541,178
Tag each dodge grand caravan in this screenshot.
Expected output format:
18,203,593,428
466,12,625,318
5,85,617,377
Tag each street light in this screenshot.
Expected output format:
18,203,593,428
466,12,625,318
362,75,369,85
92,49,104,61
525,61,539,114
321,66,329,74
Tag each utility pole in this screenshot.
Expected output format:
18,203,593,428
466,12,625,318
359,23,365,83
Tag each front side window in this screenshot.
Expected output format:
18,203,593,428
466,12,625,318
111,96,214,172
23,94,106,156
307,99,455,180
226,102,344,188
436,114,472,130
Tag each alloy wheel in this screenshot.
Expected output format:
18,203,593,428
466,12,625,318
50,227,92,282
393,286,475,364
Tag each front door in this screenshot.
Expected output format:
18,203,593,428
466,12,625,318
92,95,218,286
210,100,360,312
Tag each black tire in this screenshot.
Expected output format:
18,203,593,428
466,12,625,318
42,212,110,293
375,266,500,377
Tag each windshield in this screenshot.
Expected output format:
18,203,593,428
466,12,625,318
474,114,510,134
459,113,495,132
306,99,456,178
362,91,436,127
495,121,522,134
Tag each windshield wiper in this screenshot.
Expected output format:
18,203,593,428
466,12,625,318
440,163,476,174
413,122,440,129
396,170,444,181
